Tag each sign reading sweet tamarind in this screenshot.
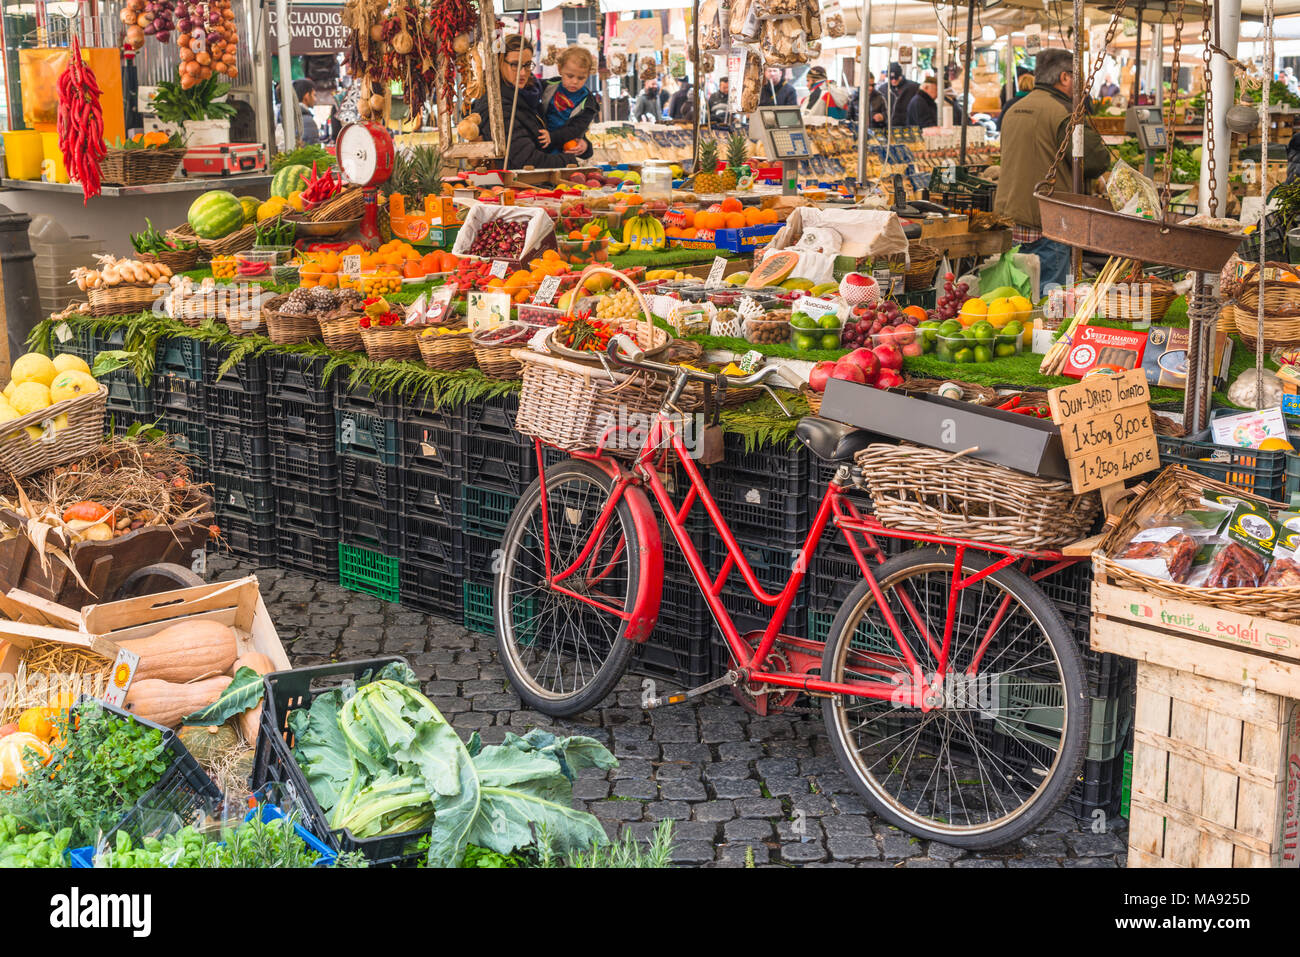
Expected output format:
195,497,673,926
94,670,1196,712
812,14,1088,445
267,4,347,55
1048,368,1161,495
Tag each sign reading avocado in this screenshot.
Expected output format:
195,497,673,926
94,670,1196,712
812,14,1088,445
1047,368,1160,496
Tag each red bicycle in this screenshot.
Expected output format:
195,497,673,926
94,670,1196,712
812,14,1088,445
495,337,1090,846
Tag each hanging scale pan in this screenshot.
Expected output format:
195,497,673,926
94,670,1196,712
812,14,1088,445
336,121,396,187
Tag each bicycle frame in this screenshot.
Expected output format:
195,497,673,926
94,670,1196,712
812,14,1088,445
531,409,1082,710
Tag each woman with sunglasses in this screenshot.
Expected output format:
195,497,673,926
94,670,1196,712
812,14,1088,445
471,35,589,169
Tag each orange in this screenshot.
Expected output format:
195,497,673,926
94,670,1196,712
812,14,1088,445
403,261,425,279
568,230,583,240
760,209,779,224
623,194,644,206
724,212,746,229
721,197,742,214
319,273,338,288
903,305,928,324
682,227,698,238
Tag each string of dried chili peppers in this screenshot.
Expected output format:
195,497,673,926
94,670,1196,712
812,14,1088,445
56,37,106,205
429,0,477,106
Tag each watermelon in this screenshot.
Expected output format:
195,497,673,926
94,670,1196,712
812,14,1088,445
188,191,246,240
237,195,259,224
271,164,311,199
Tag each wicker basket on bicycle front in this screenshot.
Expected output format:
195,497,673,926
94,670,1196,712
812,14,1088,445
855,443,1100,548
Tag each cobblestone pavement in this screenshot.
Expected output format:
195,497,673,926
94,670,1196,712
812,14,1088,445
211,553,1128,868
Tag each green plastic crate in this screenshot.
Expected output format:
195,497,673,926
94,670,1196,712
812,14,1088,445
1287,452,1299,506
995,677,1133,762
463,580,536,642
338,543,400,602
1120,749,1133,818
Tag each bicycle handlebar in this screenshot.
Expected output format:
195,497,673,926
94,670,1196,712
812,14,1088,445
605,334,794,393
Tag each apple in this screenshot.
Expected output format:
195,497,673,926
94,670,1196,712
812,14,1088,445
873,343,904,373
877,324,897,347
831,359,867,384
808,360,836,393
843,347,880,383
876,369,904,389
901,340,924,358
893,323,917,346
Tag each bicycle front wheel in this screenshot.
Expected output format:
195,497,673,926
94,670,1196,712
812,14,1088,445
820,547,1089,847
495,458,642,717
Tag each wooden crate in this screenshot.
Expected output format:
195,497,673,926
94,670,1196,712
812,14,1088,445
1125,661,1300,868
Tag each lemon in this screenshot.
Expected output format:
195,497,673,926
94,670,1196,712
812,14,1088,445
1009,295,1034,318
0,399,18,422
1258,437,1295,452
25,412,67,443
2,382,14,400
9,381,51,417
52,354,92,376
986,298,1018,330
49,370,99,404
958,298,988,327
10,353,57,387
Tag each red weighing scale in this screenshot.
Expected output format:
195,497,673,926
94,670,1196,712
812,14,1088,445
335,121,395,242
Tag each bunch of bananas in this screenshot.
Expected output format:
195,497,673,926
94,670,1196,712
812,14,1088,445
645,269,687,281
620,213,666,252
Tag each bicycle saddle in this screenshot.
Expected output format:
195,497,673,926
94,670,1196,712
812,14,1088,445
795,417,877,463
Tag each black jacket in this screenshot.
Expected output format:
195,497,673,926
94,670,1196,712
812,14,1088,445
471,78,582,170
878,78,919,127
540,79,598,151
632,88,669,121
759,80,798,107
707,90,730,123
667,85,693,120
906,89,938,128
848,87,887,127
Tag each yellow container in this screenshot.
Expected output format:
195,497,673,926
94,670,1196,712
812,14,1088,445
39,131,68,183
3,130,44,180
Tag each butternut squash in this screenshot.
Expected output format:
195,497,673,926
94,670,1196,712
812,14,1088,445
124,675,233,728
125,620,239,684
231,652,275,746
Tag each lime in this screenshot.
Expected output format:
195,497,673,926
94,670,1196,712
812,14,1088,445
818,315,841,330
953,347,973,364
820,332,841,350
935,342,954,362
793,332,818,350
973,345,993,363
1002,319,1023,338
971,323,996,342
938,320,963,338
791,315,817,330
994,342,1018,358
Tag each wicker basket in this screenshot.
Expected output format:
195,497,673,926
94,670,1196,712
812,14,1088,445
902,377,998,405
264,297,321,345
515,349,673,457
906,243,939,291
320,314,364,352
99,148,184,187
855,443,1101,548
137,245,199,274
1229,262,1300,348
168,221,258,258
803,386,823,414
306,188,365,222
1103,275,1177,322
0,386,108,479
1095,466,1300,624
1089,115,1127,136
417,328,476,371
472,323,533,379
547,265,671,364
87,283,160,318
224,304,267,337
360,323,421,361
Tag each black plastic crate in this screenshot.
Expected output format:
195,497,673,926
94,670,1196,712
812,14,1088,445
58,324,97,362
335,377,402,418
251,657,425,866
103,369,154,422
204,384,267,426
267,395,336,442
209,425,272,481
211,473,276,525
403,391,461,433
271,434,338,492
462,391,524,443
706,440,809,544
275,483,340,532
276,526,340,579
203,347,267,394
401,470,460,527
156,336,207,381
463,531,502,583
710,533,807,598
633,579,714,687
218,516,278,566
1064,739,1132,825
161,418,209,482
403,515,462,567
152,373,204,421
94,324,130,355
337,406,401,465
268,352,332,406
400,414,462,480
1156,433,1288,501
340,454,402,506
710,433,808,481
463,434,537,495
340,496,403,551
400,553,463,616
462,485,520,538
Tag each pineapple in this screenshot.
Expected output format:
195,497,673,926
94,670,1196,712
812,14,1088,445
695,138,723,193
386,144,445,201
721,132,749,190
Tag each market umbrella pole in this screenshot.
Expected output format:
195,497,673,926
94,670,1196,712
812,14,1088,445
1071,0,1084,283
959,0,974,163
856,0,873,183
275,0,295,150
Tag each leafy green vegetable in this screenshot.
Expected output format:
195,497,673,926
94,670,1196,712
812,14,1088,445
182,666,265,726
0,815,74,868
93,811,356,868
151,77,237,123
272,144,335,173
288,688,354,812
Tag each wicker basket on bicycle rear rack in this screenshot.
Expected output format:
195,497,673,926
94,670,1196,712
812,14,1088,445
854,443,1101,548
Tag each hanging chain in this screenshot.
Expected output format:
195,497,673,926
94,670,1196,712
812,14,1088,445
1202,0,1218,215
1162,0,1185,211
1038,0,1129,195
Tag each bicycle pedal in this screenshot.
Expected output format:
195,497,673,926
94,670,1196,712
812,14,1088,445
644,671,740,709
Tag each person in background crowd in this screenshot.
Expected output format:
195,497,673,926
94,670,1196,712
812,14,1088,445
633,76,669,121
759,66,798,107
803,65,849,119
1099,74,1120,99
848,70,888,127
994,47,1108,287
708,76,731,125
539,45,597,157
998,72,1034,128
878,62,919,128
291,78,321,145
326,102,341,143
667,76,693,120
470,35,582,169
906,74,940,128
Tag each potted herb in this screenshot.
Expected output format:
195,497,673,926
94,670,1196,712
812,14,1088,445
151,76,238,146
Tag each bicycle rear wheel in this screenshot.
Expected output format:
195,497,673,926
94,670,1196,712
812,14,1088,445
820,547,1088,847
495,458,641,717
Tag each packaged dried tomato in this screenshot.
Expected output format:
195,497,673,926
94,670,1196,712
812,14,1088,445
1204,542,1269,588
1263,556,1300,587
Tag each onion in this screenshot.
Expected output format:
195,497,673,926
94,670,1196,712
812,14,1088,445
120,8,135,24
125,24,145,45
157,30,170,40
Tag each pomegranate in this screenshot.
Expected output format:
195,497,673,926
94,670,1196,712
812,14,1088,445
808,360,836,393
